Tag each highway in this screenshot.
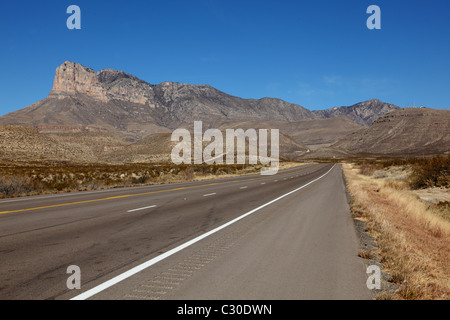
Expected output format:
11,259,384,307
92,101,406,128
0,163,371,300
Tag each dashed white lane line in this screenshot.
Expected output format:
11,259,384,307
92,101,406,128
71,164,335,300
203,193,217,197
127,205,157,213
261,183,266,185
240,186,248,189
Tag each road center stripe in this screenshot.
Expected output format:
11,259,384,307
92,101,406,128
127,205,157,213
71,164,335,300
203,193,216,197
0,165,315,215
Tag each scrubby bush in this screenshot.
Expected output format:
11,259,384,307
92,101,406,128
408,155,449,189
0,175,42,197
359,161,378,176
179,167,195,181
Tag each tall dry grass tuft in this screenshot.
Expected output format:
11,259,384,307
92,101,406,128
358,161,378,176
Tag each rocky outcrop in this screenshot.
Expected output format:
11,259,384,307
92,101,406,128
98,69,157,105
48,61,109,102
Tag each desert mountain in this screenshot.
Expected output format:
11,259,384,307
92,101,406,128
327,108,450,157
0,61,396,142
2,60,443,163
0,61,316,142
313,99,400,126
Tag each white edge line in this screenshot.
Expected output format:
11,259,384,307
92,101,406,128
127,205,157,213
71,164,335,300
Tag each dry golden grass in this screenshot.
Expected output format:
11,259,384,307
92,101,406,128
358,250,375,260
343,163,450,300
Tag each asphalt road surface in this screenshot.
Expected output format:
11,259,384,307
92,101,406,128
0,163,372,300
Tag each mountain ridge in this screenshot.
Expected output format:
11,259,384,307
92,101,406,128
2,61,445,163
330,107,450,156
0,61,399,142
312,99,400,126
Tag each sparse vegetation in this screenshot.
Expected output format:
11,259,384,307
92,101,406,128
408,155,449,189
344,160,450,300
0,175,44,197
358,161,378,176
0,161,306,198
355,155,449,189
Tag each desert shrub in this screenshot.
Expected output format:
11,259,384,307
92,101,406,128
380,158,416,168
408,155,450,189
0,175,42,197
359,161,377,176
132,175,150,184
49,180,79,191
178,167,195,181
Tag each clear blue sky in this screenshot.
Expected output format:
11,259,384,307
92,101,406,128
1,0,449,116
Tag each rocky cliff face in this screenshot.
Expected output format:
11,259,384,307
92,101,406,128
48,61,109,102
98,69,158,105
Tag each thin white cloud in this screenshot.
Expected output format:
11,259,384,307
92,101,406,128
323,75,344,86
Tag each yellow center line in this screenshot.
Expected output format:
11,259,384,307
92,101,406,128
0,165,316,215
